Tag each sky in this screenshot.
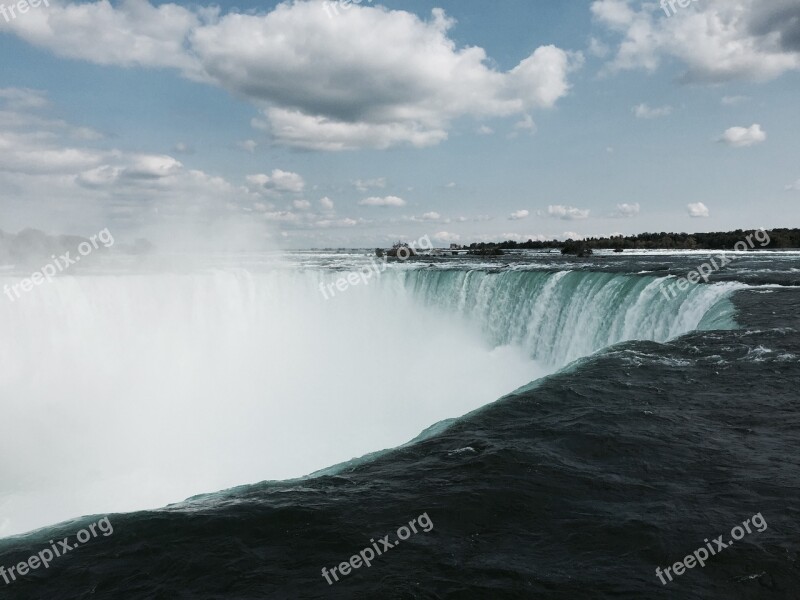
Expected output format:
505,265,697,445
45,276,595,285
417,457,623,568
0,0,798,248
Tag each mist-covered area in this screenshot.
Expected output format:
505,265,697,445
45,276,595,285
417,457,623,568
0,260,543,538
0,229,94,266
0,228,152,268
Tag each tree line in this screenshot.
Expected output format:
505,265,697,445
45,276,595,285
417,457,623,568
463,228,800,252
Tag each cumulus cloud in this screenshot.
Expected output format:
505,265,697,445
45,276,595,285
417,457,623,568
0,0,208,71
246,169,305,193
0,88,287,238
270,169,305,193
319,196,335,211
548,205,590,220
76,165,123,187
1,2,581,151
125,155,183,179
358,195,407,207
293,199,312,210
687,202,710,217
592,0,800,82
420,212,442,221
612,202,640,217
718,124,767,147
633,103,672,119
509,210,530,220
433,231,461,243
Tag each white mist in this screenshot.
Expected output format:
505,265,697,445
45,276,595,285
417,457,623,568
0,262,543,537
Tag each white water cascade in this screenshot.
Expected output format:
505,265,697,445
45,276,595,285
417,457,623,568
0,262,739,537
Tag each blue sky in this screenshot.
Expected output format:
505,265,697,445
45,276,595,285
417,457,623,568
0,0,798,248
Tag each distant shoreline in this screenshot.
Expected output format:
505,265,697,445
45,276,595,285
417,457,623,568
454,228,800,252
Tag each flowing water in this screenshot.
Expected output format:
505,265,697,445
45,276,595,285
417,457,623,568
0,249,798,599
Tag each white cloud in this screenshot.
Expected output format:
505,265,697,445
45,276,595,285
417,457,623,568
0,87,49,110
353,178,387,192
421,212,442,221
687,202,710,218
477,125,494,135
445,182,457,188
246,169,306,193
253,108,448,151
719,124,767,147
293,199,312,211
263,210,302,223
633,103,672,119
548,205,590,220
270,169,305,193
70,126,104,141
77,165,123,187
0,0,207,71
722,95,750,105
358,195,407,207
514,114,536,132
319,196,335,211
245,174,269,187
313,217,362,229
592,0,800,82
589,37,610,58
125,155,184,179
0,137,104,175
561,231,584,240
433,231,461,243
2,2,581,151
612,202,640,217
509,209,530,220
237,139,258,153
0,89,266,234
591,0,637,29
